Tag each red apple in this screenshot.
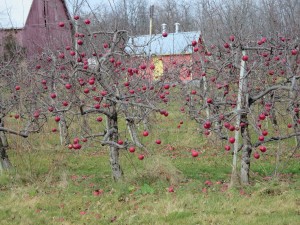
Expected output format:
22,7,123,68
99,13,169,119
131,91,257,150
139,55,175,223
150,64,155,70
58,22,65,27
140,64,146,70
291,49,298,55
73,137,79,144
168,186,174,192
70,50,76,56
50,93,57,99
262,130,268,136
93,189,103,196
142,131,149,137
229,137,235,144
84,19,91,24
15,85,20,91
73,143,82,150
77,39,83,45
155,139,161,144
48,106,54,112
259,146,267,152
258,135,264,141
129,146,135,153
54,116,60,122
65,83,72,89
204,180,213,186
253,152,260,159
100,90,107,96
96,117,103,122
259,113,266,120
162,32,168,37
206,98,213,104
138,154,144,160
62,101,68,107
224,42,230,48
203,121,211,129
224,145,231,151
191,150,199,157
242,55,249,61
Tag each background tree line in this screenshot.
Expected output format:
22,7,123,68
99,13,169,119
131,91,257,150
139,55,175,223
71,0,300,39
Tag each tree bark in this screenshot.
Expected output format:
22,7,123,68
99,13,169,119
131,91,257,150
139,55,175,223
0,119,12,171
240,114,252,185
107,104,123,181
230,50,247,187
58,112,70,146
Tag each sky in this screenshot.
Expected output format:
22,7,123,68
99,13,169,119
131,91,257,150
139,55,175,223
0,0,159,29
0,0,103,29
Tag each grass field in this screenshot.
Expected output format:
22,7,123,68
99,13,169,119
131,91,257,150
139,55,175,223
0,103,300,225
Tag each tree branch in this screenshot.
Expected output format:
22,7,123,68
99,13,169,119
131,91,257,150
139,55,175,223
0,127,28,138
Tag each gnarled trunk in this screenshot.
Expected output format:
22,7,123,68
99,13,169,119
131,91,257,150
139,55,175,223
0,131,12,171
58,113,70,146
0,118,12,171
240,114,252,185
107,104,123,181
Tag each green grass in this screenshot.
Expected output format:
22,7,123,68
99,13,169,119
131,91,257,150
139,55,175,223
0,94,300,224
0,141,299,225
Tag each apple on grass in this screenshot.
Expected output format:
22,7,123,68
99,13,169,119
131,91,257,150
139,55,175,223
155,139,161,144
191,150,199,157
168,186,174,192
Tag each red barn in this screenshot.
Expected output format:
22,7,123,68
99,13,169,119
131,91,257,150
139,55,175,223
126,24,202,82
0,0,72,58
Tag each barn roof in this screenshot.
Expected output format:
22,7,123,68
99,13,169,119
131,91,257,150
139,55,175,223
126,31,201,56
0,0,71,29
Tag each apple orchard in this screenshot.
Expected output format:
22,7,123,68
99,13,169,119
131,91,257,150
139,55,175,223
0,13,300,187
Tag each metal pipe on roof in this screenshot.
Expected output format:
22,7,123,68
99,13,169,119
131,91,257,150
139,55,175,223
175,23,180,33
161,23,167,33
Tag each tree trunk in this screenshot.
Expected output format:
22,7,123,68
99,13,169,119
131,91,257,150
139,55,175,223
230,50,247,187
0,140,12,170
0,132,12,171
107,104,123,181
58,113,70,146
240,114,252,185
0,118,12,171
270,92,278,126
126,118,144,149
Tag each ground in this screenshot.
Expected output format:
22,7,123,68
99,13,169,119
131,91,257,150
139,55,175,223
0,106,299,224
